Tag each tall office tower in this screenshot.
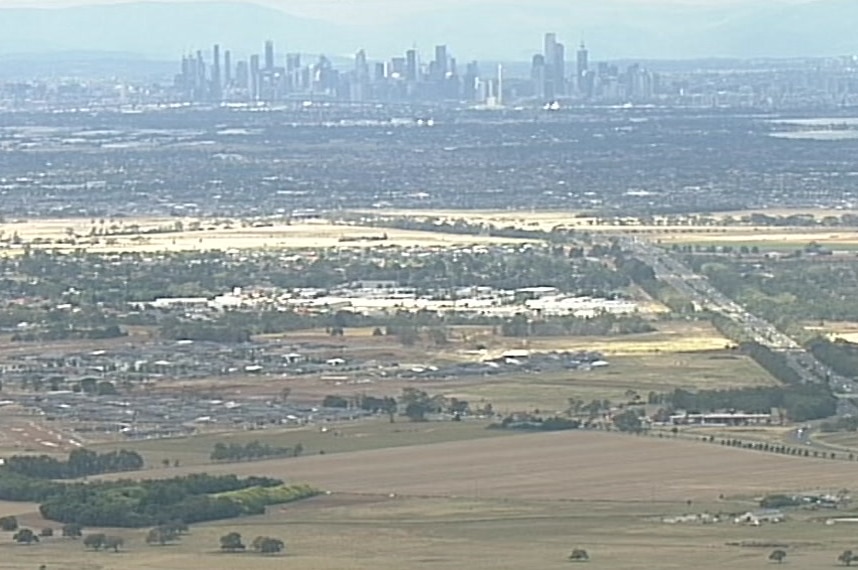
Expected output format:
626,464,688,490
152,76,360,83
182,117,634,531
211,44,222,102
406,49,418,81
235,60,249,89
224,49,232,87
352,49,370,102
531,54,546,99
554,41,566,96
195,50,207,101
463,60,479,101
576,41,589,91
434,45,448,79
264,40,275,70
286,53,302,92
250,54,260,101
543,33,557,98
496,64,504,106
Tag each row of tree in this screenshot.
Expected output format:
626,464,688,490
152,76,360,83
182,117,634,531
210,441,304,462
3,449,143,480
667,385,836,423
220,531,285,554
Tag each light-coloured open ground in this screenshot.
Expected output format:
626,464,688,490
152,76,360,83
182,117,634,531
4,492,857,570
0,217,532,255
101,431,856,503
355,208,858,249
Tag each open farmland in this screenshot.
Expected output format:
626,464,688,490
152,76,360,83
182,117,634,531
101,431,858,503
0,217,532,255
4,492,858,570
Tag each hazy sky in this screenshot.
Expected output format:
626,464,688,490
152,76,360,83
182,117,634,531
0,0,816,24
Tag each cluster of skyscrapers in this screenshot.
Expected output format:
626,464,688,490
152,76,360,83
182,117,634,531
174,34,661,105
175,39,504,105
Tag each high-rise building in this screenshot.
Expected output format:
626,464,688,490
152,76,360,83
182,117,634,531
406,49,418,82
211,44,222,102
250,54,260,101
531,54,546,100
235,60,249,90
554,41,566,96
224,50,232,87
576,42,589,94
434,45,448,79
264,40,275,70
352,49,370,102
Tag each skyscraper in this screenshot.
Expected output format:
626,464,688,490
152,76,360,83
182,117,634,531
531,54,546,99
434,45,448,79
543,33,558,98
406,49,418,82
576,42,589,94
264,40,275,70
250,54,260,101
224,49,232,87
211,44,222,102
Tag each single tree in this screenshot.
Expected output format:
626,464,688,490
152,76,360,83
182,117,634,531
146,526,179,546
569,548,590,562
840,550,856,566
252,536,284,554
0,516,18,532
62,524,83,539
769,549,787,564
103,536,124,552
83,533,106,551
220,532,245,552
13,528,38,545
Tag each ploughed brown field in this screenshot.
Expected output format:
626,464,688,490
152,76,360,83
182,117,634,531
102,431,858,502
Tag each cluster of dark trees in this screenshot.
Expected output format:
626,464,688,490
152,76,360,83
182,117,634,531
820,416,858,433
210,440,303,462
490,414,580,432
220,531,285,554
807,337,858,378
738,341,803,385
0,469,284,527
11,324,126,343
667,385,836,423
501,312,654,338
693,257,858,324
4,449,143,479
323,394,398,417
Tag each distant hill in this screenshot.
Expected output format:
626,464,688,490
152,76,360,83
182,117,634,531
0,2,349,59
0,0,855,62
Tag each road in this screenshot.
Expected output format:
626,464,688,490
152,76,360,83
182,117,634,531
623,236,857,417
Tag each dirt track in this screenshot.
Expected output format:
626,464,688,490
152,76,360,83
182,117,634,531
102,431,858,502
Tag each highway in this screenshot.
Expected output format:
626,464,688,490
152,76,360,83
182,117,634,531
622,236,857,416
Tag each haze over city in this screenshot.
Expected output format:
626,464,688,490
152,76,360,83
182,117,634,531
0,0,855,59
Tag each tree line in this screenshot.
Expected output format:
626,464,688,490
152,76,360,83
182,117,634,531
0,468,319,528
210,440,304,462
4,449,143,479
666,384,836,423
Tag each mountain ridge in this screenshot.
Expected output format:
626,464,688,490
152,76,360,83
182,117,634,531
0,0,854,61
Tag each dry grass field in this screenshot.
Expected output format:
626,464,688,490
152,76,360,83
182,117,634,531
4,492,858,570
355,208,858,250
0,217,532,255
7,421,858,570
101,431,856,503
